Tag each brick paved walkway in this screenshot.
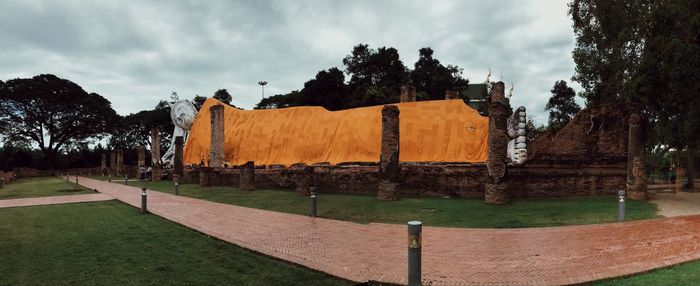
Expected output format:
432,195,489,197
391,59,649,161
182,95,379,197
74,176,700,285
0,193,113,209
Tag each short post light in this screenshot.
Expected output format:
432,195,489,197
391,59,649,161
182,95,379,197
66,174,69,181
618,190,626,222
407,221,422,286
141,187,148,214
75,176,79,185
124,174,129,186
174,181,179,196
310,187,317,217
108,173,112,183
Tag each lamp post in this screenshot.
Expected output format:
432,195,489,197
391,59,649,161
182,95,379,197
258,81,268,99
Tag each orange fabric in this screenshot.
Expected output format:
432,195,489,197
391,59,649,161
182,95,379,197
184,98,489,165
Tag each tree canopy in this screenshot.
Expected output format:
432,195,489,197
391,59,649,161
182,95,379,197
256,44,469,110
545,80,581,131
0,74,119,168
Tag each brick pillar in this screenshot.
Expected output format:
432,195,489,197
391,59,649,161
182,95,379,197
151,128,161,181
627,114,647,200
445,90,460,100
101,154,107,176
199,167,212,187
378,105,400,200
295,166,314,196
115,149,124,176
137,145,146,179
110,151,116,175
174,136,184,178
400,85,416,103
485,82,510,204
209,104,225,167
239,161,255,191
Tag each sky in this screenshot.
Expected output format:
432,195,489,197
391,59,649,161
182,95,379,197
0,0,582,125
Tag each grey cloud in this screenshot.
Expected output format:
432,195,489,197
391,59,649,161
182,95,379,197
0,0,580,125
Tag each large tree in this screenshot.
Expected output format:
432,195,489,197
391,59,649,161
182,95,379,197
109,100,173,159
213,89,232,105
343,44,409,107
545,80,581,131
410,47,469,100
568,0,651,105
0,74,119,168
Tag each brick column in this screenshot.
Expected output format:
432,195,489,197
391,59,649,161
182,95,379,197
378,105,400,200
199,167,212,187
485,82,510,204
174,136,184,178
151,128,161,181
115,149,124,176
209,104,225,167
239,161,255,191
137,145,146,179
101,154,107,176
445,90,460,100
109,151,116,176
627,114,647,200
400,85,416,103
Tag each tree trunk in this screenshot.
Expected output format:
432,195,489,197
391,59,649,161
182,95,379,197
687,145,695,189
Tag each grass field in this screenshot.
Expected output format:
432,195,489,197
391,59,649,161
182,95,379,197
0,201,348,286
99,178,659,228
0,177,93,200
591,260,700,285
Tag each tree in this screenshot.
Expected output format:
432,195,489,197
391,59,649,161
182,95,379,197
343,44,409,107
0,74,119,168
545,80,581,131
525,116,548,141
568,0,651,105
192,94,207,111
410,47,469,100
213,89,232,105
109,100,173,160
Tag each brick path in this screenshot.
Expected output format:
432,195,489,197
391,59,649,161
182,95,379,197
0,193,113,209
74,176,700,285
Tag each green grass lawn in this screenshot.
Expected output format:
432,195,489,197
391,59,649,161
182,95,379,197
590,260,700,285
93,177,659,228
0,177,94,200
0,201,348,286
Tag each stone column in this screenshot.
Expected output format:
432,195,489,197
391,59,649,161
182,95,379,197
378,105,400,200
209,104,225,167
174,136,184,178
485,82,510,204
445,90,460,100
239,161,255,191
137,145,146,179
101,154,107,176
627,114,647,200
400,85,416,103
151,128,161,181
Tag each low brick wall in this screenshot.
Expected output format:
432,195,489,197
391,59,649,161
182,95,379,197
192,160,626,198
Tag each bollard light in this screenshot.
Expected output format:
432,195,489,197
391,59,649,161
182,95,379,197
125,175,128,185
75,176,79,185
174,181,179,195
407,221,422,286
310,187,317,217
108,173,112,182
141,187,148,214
618,190,626,222
66,174,69,181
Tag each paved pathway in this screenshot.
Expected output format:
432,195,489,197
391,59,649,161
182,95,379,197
652,191,700,217
74,177,700,285
0,193,113,209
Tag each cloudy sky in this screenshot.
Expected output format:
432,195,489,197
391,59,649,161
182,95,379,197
0,0,581,125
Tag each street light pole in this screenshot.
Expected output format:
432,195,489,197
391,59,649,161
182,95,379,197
258,81,268,99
